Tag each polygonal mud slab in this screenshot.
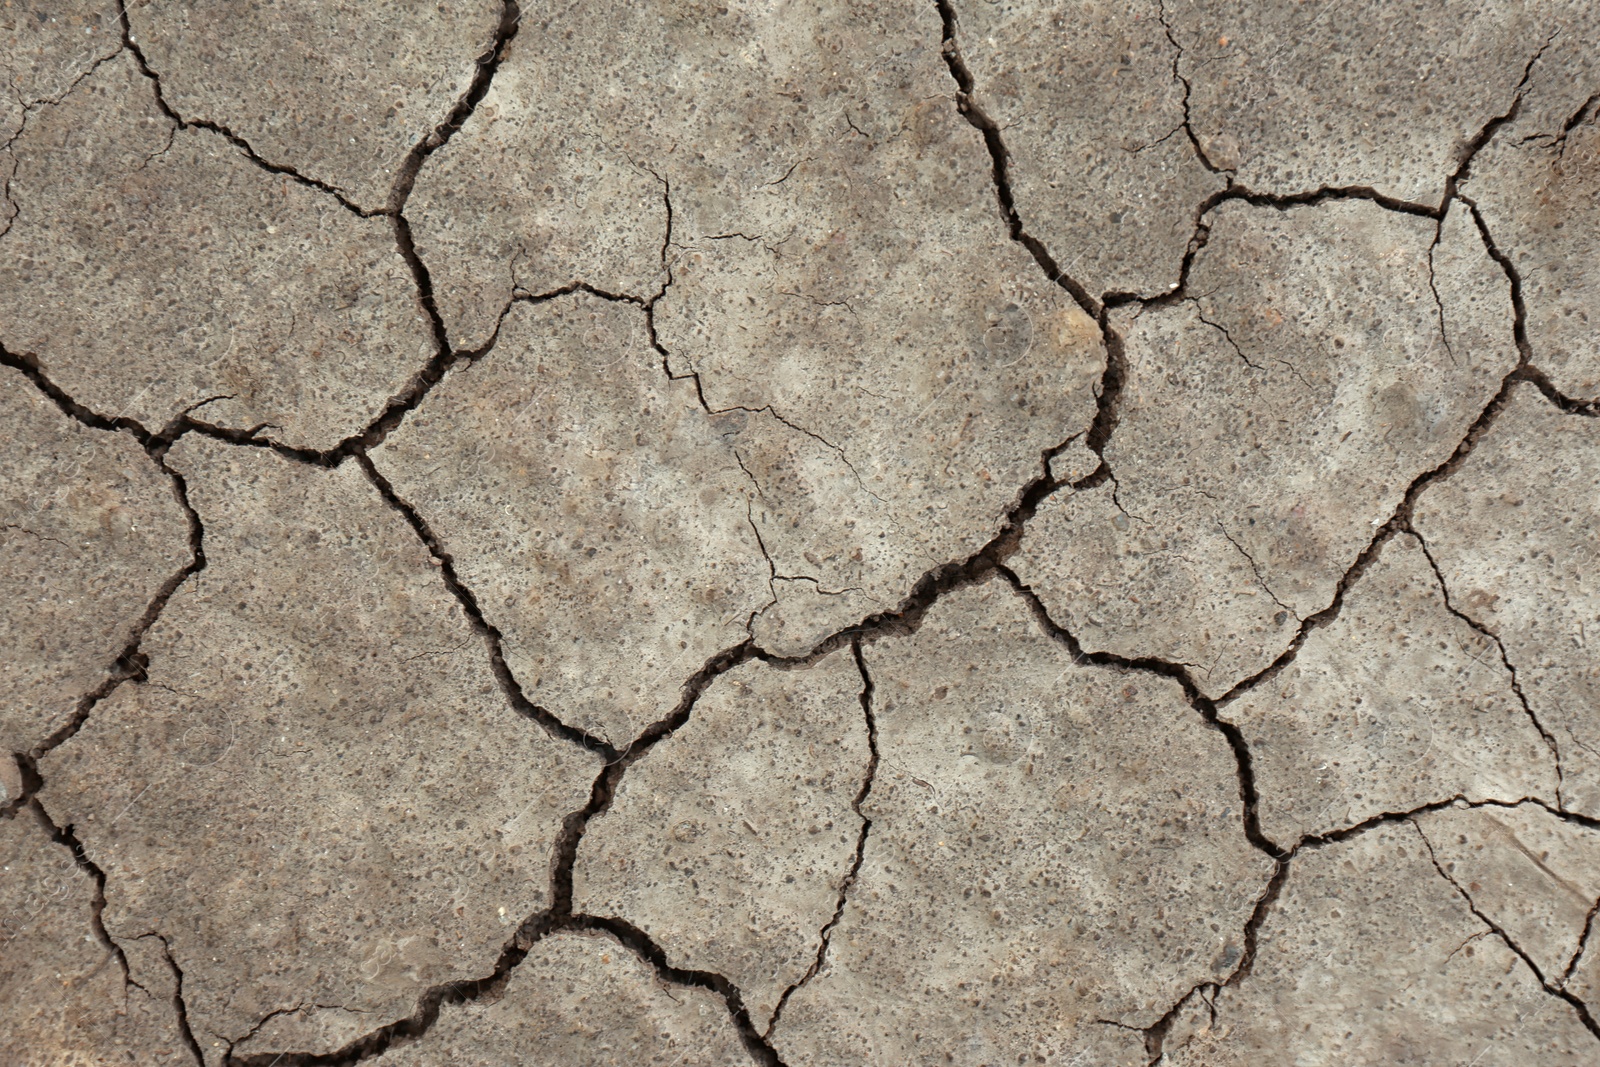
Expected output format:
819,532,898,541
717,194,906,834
371,293,770,748
0,54,435,451
0,368,190,760
1225,533,1557,845
1464,15,1600,402
1414,385,1600,817
1016,199,1516,696
409,0,1107,657
1419,802,1600,996
1167,1,1548,203
371,931,750,1067
948,0,1224,298
0,0,118,149
0,809,192,1065
1164,822,1598,1066
125,0,505,210
39,437,598,1063
574,649,870,1030
770,578,1271,1066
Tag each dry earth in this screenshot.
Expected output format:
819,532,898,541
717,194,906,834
4,1,1600,1065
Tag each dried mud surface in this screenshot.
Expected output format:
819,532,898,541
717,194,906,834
4,2,1600,1065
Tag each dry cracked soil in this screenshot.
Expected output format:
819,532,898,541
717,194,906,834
3,1,1600,1065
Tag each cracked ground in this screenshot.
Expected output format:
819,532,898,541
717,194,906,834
4,2,1600,1066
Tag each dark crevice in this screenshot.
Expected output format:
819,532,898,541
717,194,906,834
567,916,785,1067
1518,363,1600,416
935,0,1129,473
384,0,521,216
1564,896,1600,988
116,2,372,217
998,565,1282,859
1154,0,1231,175
25,799,138,1000
141,932,205,1066
355,453,616,759
230,634,764,1065
1214,519,1300,619
1166,195,1540,708
226,907,566,1066
764,638,880,1038
1424,211,1459,366
1418,821,1600,1042
1410,529,1564,799
932,1,1098,319
1138,858,1287,1063
1443,29,1558,204
1210,196,1538,710
105,0,529,467
1142,792,1562,1060
1,345,207,819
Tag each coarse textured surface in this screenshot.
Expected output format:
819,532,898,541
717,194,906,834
0,54,434,451
1163,822,1599,1065
1419,802,1600,992
38,437,597,1062
6,2,1600,1064
573,650,869,1029
0,809,192,1065
0,0,119,148
1464,12,1600,402
0,366,190,760
370,294,770,747
124,0,504,211
411,0,1107,657
1014,199,1516,696
770,579,1270,1065
1168,0,1546,202
1226,533,1557,845
954,0,1224,297
373,931,750,1067
1414,386,1600,818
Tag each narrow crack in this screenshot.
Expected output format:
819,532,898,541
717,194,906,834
1411,529,1564,800
1442,29,1558,204
998,564,1281,859
763,638,880,1038
1209,193,1541,711
23,799,138,1006
1564,896,1600,988
355,452,615,759
1215,520,1301,620
1425,212,1459,366
1417,820,1600,1041
228,635,764,1066
1154,0,1231,175
1519,363,1600,415
116,2,371,217
138,932,205,1066
1141,792,1571,1060
0,347,207,818
565,915,785,1067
